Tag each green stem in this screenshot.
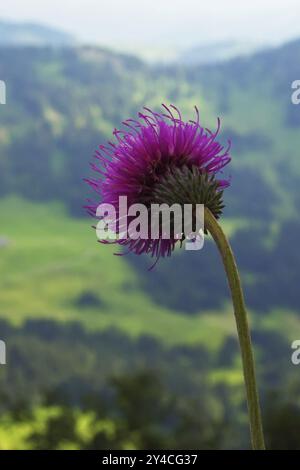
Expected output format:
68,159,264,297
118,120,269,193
204,207,265,450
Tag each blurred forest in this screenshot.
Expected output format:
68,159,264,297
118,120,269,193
1,38,300,449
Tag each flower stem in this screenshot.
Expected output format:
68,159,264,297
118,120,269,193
204,207,265,450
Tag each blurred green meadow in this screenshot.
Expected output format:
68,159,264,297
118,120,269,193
0,196,238,349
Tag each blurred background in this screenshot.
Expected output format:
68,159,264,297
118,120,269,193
0,0,300,450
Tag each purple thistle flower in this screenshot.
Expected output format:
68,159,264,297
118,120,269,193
86,104,231,264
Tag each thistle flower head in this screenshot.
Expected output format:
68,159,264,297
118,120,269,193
86,105,231,263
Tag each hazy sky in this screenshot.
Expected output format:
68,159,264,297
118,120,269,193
1,0,300,50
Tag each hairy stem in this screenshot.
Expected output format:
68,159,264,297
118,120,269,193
204,207,265,450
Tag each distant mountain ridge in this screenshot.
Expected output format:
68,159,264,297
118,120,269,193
179,40,264,65
0,19,269,65
0,19,74,46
